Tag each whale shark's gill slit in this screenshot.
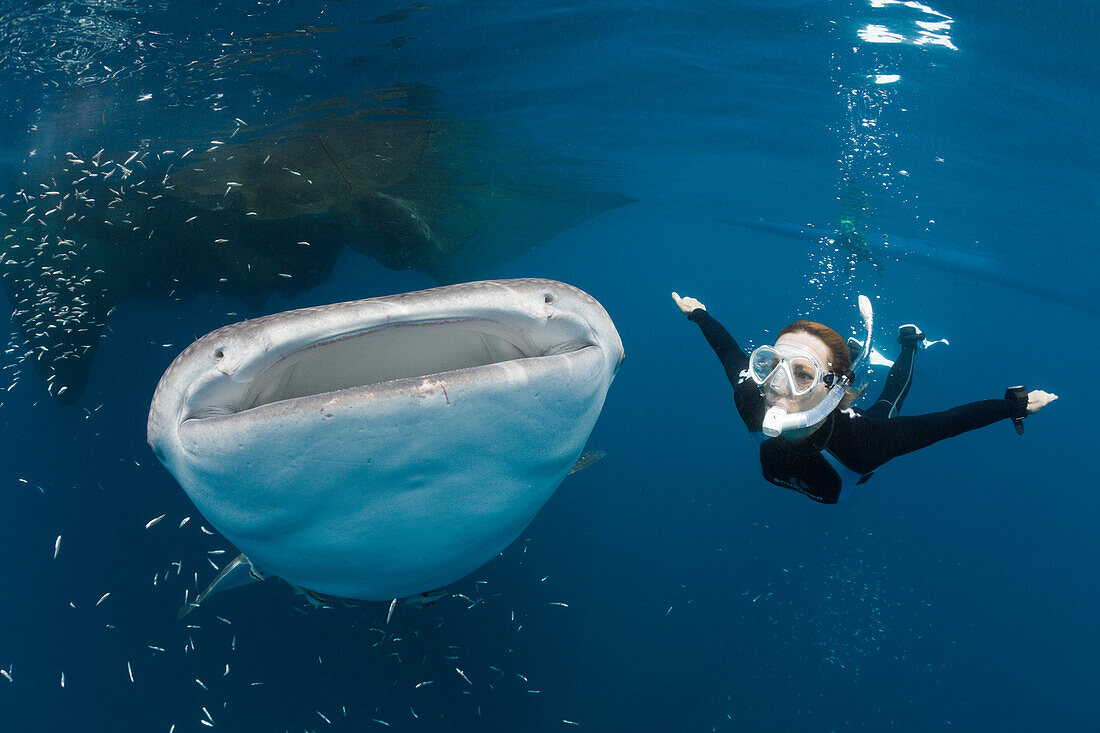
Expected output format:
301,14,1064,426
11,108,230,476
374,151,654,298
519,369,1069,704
191,404,238,418
241,318,565,411
541,339,594,357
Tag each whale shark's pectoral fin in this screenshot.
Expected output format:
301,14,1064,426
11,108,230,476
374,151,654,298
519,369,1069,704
178,553,265,619
568,450,606,476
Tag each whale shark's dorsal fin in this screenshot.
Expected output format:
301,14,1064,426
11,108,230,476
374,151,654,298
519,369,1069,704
178,553,265,620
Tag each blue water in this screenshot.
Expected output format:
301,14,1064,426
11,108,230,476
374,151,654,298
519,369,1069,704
1,1,1096,730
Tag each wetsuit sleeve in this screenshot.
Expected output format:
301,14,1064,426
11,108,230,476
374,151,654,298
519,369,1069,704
686,309,765,430
686,309,749,385
847,398,1015,473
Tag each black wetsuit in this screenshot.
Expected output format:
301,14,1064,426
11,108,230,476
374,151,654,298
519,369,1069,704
688,308,1024,503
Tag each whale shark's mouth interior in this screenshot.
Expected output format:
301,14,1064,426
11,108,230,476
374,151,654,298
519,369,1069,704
238,318,589,411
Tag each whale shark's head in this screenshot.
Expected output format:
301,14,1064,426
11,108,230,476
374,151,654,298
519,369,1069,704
147,279,623,600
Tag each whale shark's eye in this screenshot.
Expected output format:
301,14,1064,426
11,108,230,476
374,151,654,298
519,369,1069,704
544,293,555,304
213,348,225,361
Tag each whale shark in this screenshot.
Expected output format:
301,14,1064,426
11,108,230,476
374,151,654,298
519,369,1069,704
147,279,623,612
2,87,631,403
721,218,1100,315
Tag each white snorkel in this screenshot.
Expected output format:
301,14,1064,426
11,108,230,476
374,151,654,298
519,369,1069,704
761,294,874,438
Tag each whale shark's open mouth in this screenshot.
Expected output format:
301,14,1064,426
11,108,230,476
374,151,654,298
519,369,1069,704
238,318,591,411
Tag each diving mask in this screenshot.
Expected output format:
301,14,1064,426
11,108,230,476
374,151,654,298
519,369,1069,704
749,343,837,398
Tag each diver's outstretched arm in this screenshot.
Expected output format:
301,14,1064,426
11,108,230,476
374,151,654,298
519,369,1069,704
671,292,749,387
847,389,1056,473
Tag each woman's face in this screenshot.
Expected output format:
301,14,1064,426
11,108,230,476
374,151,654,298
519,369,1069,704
763,331,834,413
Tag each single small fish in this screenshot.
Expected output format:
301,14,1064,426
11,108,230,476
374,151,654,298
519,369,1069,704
145,514,166,530
403,589,447,608
386,598,397,624
53,535,61,559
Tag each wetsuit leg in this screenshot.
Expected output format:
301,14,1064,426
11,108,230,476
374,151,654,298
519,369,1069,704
866,340,918,419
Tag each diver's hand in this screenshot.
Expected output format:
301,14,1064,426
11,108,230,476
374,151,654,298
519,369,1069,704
1026,389,1058,415
672,292,706,315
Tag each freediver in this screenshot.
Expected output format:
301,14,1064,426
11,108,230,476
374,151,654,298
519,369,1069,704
671,292,1058,503
831,187,882,273
835,216,884,274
